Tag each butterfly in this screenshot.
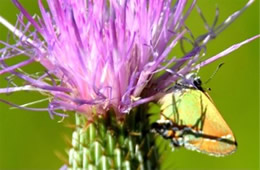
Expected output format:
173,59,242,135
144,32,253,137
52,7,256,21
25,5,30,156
151,74,237,156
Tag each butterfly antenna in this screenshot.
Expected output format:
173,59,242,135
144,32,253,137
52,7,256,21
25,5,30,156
204,63,224,84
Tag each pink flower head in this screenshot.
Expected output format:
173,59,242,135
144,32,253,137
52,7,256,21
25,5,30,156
0,0,258,119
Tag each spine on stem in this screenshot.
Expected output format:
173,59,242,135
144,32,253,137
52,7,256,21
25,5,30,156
68,108,160,170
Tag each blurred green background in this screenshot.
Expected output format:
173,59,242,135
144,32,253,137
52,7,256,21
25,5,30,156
0,0,259,169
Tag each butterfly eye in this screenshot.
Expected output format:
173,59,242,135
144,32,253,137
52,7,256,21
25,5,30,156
193,78,202,88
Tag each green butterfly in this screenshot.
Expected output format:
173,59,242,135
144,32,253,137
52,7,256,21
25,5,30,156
152,74,237,156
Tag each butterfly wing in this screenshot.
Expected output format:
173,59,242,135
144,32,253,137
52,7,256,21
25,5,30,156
158,88,237,156
181,89,237,156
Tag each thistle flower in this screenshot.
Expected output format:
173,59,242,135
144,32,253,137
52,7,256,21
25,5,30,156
0,0,258,118
0,0,259,169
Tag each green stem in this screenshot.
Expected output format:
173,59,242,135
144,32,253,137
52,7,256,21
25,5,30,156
68,107,160,170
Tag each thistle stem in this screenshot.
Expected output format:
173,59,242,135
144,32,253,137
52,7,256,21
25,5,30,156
68,107,160,170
